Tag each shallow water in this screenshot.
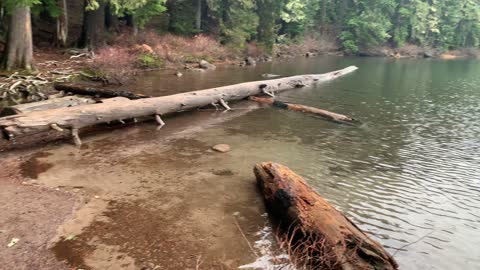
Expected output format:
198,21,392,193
129,56,480,270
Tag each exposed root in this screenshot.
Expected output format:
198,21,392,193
274,224,345,270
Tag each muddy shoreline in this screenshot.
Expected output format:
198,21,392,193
0,105,277,270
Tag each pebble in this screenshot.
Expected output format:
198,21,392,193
212,144,231,153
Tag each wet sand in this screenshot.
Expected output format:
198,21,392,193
0,104,272,270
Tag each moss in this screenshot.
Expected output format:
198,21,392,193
183,54,199,63
137,54,165,69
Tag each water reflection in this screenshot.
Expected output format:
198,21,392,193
130,56,480,269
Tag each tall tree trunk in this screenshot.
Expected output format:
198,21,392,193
79,0,106,50
56,0,69,47
337,0,347,28
195,0,202,31
105,3,119,33
126,14,138,36
320,0,328,33
2,6,33,70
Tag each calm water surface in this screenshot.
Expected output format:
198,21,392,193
130,56,480,270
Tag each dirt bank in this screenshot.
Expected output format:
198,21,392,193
0,158,78,270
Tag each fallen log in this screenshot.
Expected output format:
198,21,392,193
254,162,398,270
0,96,96,116
54,83,151,99
1,66,358,146
249,96,358,124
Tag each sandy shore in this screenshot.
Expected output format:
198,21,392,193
0,105,274,270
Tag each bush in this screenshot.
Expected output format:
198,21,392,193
88,47,138,84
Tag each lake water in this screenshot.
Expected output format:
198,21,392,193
129,56,480,269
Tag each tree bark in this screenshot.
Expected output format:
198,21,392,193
0,67,358,144
2,6,34,70
0,96,96,116
56,0,69,47
105,3,120,33
126,13,138,36
254,162,399,270
249,97,357,124
320,0,328,33
54,83,151,99
196,0,202,31
79,0,106,49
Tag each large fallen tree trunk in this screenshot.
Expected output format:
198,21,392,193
254,162,398,270
0,96,95,116
1,66,358,146
54,83,151,99
249,96,358,124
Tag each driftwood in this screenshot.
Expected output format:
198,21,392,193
54,83,151,99
0,66,358,146
0,96,95,116
249,96,357,124
254,162,398,270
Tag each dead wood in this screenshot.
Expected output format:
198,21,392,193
249,96,358,124
0,96,95,116
0,66,358,146
54,83,151,99
254,162,398,270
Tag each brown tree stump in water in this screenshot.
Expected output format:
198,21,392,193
254,162,398,270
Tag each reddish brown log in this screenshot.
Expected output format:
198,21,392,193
254,162,398,270
249,96,358,124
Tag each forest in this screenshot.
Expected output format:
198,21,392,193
1,0,480,70
1,1,480,270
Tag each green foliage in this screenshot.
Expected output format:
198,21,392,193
207,0,258,49
1,0,41,11
84,0,166,28
167,0,198,35
137,53,165,68
31,0,61,18
6,0,480,57
339,31,358,54
256,0,285,53
110,0,167,28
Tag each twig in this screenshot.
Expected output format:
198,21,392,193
195,254,204,270
233,216,259,258
393,230,436,256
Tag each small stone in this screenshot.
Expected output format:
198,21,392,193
212,169,234,176
175,71,183,77
245,56,257,66
94,195,100,199
212,144,231,153
199,60,216,70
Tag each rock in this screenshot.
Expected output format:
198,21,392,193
190,68,206,73
423,49,438,58
212,169,234,176
175,71,183,77
212,144,231,153
262,74,280,78
306,52,317,57
199,60,216,70
245,56,256,66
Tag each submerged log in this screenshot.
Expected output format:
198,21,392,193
54,83,151,99
254,162,398,270
0,96,96,116
1,66,358,145
249,96,358,124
